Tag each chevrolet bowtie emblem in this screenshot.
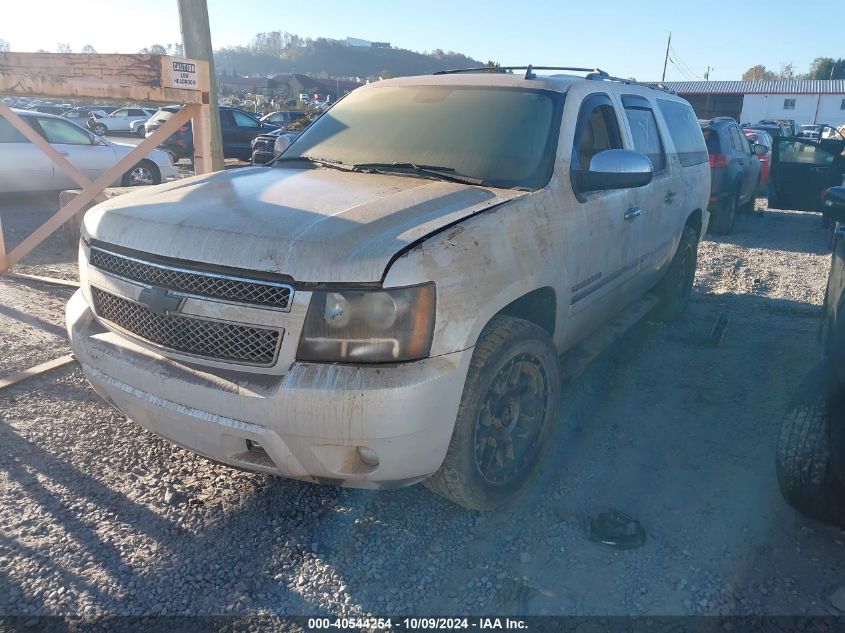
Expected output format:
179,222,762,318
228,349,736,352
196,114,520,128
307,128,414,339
138,287,182,315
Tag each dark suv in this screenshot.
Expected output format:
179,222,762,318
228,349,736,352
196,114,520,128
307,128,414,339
145,106,278,160
701,117,766,234
776,187,845,527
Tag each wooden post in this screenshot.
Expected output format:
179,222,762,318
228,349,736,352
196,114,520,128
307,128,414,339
178,0,224,172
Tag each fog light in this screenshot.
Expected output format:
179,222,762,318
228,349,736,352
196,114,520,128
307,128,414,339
357,446,379,467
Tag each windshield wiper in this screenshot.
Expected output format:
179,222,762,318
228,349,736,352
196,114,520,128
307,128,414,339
352,162,485,185
274,155,353,171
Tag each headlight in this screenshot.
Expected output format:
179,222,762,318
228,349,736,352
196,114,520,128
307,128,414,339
297,283,436,363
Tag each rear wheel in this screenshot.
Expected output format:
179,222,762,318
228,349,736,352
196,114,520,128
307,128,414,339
122,160,160,186
425,316,560,510
651,225,698,322
136,125,146,138
709,190,738,235
776,364,845,527
92,123,107,136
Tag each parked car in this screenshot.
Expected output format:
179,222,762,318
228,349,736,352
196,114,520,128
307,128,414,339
67,69,711,510
259,110,306,129
743,128,773,195
251,129,299,164
61,107,108,126
701,117,765,233
146,105,278,160
26,105,68,116
128,118,148,138
767,133,845,212
0,110,177,193
776,187,845,527
799,124,821,140
89,107,156,136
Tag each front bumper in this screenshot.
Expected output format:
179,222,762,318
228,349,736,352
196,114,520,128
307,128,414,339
67,290,472,488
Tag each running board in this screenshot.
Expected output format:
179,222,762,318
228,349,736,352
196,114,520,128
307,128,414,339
560,294,658,381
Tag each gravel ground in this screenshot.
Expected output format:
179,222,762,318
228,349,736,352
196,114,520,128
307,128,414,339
2,196,845,618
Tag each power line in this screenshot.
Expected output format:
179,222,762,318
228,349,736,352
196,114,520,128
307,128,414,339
669,44,703,79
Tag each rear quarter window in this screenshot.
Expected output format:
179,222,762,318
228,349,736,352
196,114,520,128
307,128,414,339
657,99,708,167
702,128,720,153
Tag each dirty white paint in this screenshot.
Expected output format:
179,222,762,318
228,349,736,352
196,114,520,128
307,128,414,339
70,72,710,486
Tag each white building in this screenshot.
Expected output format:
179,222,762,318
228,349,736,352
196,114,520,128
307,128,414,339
654,80,845,126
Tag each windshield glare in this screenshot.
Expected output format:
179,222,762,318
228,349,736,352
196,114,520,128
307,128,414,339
281,85,563,190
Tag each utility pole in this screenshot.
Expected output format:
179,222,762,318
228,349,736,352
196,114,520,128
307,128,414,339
178,0,224,172
704,66,712,81
661,32,671,83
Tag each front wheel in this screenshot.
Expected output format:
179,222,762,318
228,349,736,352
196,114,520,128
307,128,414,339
651,225,698,322
122,160,160,186
92,123,107,136
136,125,146,138
425,316,560,510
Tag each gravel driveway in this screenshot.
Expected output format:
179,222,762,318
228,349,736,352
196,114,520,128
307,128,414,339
2,195,845,618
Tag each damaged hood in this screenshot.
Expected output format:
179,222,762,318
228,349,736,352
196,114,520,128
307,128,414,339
83,166,524,282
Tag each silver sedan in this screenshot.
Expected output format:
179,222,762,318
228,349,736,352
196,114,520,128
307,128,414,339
0,110,178,193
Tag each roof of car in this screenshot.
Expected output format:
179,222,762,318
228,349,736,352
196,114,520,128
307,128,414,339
371,70,684,99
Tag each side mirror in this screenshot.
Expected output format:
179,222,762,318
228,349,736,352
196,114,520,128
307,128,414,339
823,187,845,223
576,149,653,192
753,144,769,156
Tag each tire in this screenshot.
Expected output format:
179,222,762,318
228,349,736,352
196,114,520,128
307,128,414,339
651,225,698,322
740,179,759,213
136,125,146,138
776,364,845,527
424,316,560,510
92,123,107,136
121,160,160,186
709,190,738,235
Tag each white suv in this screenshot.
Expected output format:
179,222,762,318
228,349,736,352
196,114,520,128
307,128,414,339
67,67,710,509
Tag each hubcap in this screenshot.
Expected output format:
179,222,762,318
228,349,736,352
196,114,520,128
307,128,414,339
128,166,154,186
473,353,549,486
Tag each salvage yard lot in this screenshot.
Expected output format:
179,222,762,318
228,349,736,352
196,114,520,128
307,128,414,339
2,196,845,616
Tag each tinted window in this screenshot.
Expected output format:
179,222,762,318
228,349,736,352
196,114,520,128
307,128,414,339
111,109,128,118
37,118,92,145
220,110,236,127
623,102,666,172
128,109,146,116
0,116,28,143
656,99,708,167
233,111,260,128
286,86,563,190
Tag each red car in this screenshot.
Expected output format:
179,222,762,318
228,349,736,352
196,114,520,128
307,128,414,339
744,128,773,195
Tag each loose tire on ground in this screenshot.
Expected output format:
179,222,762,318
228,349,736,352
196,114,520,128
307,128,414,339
709,191,738,235
775,364,845,528
424,316,560,510
651,224,698,322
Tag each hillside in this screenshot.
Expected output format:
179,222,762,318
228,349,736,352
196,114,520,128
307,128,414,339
215,34,486,79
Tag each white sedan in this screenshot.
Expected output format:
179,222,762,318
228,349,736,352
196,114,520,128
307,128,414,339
0,110,178,193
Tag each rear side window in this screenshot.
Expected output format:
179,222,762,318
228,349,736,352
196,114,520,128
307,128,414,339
656,99,708,167
702,128,720,153
622,96,666,172
0,116,28,143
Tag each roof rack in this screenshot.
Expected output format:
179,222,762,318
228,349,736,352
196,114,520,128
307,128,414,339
432,65,677,93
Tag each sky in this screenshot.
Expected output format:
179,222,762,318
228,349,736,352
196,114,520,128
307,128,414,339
0,0,841,82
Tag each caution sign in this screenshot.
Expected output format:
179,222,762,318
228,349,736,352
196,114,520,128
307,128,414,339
170,58,198,88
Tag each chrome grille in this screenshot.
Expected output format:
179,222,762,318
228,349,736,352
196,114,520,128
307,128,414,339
91,288,281,365
89,246,293,310
253,138,274,152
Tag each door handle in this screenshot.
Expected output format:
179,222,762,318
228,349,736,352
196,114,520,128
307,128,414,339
664,190,676,204
810,167,829,174
624,207,642,221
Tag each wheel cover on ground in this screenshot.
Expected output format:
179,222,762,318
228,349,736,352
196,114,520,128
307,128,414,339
473,353,549,486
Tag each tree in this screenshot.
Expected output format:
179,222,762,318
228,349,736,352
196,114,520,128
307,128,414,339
741,64,777,81
779,63,795,80
81,44,96,54
0,39,9,52
139,44,167,55
805,56,845,80
56,42,72,54
166,43,184,57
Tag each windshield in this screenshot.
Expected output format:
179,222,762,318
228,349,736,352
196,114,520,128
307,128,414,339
280,85,563,190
